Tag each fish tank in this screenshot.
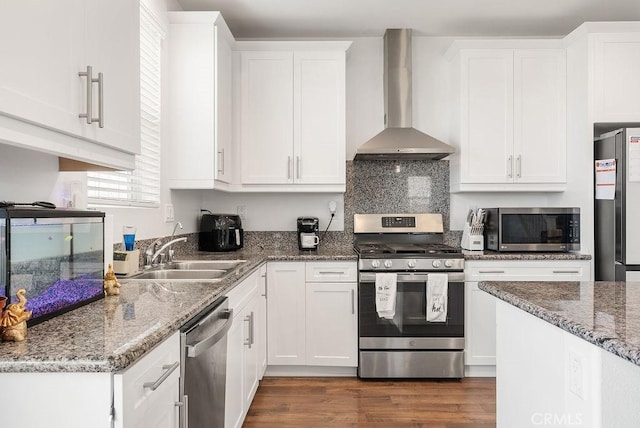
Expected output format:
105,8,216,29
0,207,105,326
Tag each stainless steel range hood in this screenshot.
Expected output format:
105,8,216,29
354,29,455,161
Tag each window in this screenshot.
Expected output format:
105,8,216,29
87,3,163,207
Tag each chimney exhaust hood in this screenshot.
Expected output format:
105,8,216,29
354,29,455,161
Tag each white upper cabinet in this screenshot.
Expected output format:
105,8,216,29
240,51,295,185
0,1,82,138
457,50,514,185
0,0,140,169
80,0,141,155
592,32,640,122
448,41,567,192
168,12,236,189
513,49,567,184
294,51,346,185
238,42,350,192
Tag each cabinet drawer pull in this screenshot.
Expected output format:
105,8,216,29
318,271,346,275
552,270,580,274
143,361,179,391
478,270,505,274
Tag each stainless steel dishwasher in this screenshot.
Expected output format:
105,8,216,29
180,296,233,428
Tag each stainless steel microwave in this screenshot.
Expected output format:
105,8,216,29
483,208,580,252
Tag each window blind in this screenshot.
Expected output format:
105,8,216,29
87,3,163,207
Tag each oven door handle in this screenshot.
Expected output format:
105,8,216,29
359,272,464,283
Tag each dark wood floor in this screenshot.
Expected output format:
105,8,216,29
244,377,496,427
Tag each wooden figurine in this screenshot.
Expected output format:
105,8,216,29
104,264,122,296
0,289,32,342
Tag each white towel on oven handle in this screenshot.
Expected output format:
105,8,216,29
375,273,397,319
426,273,448,322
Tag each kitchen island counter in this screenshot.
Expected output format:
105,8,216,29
480,280,640,426
0,248,356,373
479,280,640,367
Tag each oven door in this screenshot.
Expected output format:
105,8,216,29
358,271,464,350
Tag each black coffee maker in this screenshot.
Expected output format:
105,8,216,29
297,217,319,250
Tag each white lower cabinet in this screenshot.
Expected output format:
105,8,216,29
0,372,113,428
225,267,267,428
305,281,357,366
465,259,591,376
0,333,182,428
266,262,307,364
267,261,358,368
114,332,181,428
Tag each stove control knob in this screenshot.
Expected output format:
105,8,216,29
371,260,380,269
407,259,417,269
384,260,393,269
432,260,442,268
444,260,453,268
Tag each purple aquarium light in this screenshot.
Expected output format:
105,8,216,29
24,275,103,321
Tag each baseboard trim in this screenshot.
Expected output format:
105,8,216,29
264,365,357,377
465,365,496,377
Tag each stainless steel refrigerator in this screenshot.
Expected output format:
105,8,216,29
594,127,640,281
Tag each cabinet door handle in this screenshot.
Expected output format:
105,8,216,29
244,312,255,348
516,155,522,178
287,156,292,179
479,270,505,274
217,149,225,174
78,66,93,124
94,71,104,128
250,311,255,346
351,289,355,315
296,156,301,179
507,155,513,178
143,361,179,391
176,395,189,428
261,273,267,298
552,270,580,274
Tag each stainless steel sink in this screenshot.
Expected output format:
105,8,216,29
165,260,247,271
130,269,227,281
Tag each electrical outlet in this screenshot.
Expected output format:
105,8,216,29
569,350,584,399
328,200,337,214
237,205,247,220
164,204,175,222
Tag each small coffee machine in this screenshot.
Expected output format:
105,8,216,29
297,217,319,250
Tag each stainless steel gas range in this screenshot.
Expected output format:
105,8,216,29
354,213,465,379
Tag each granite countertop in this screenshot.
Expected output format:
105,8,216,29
480,280,640,367
463,250,591,260
0,247,357,373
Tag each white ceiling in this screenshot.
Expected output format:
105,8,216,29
177,0,640,38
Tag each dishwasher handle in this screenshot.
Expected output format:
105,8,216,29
186,308,233,358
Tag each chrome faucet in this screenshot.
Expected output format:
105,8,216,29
144,222,186,267
168,222,183,262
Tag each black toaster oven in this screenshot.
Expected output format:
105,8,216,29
198,213,244,252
